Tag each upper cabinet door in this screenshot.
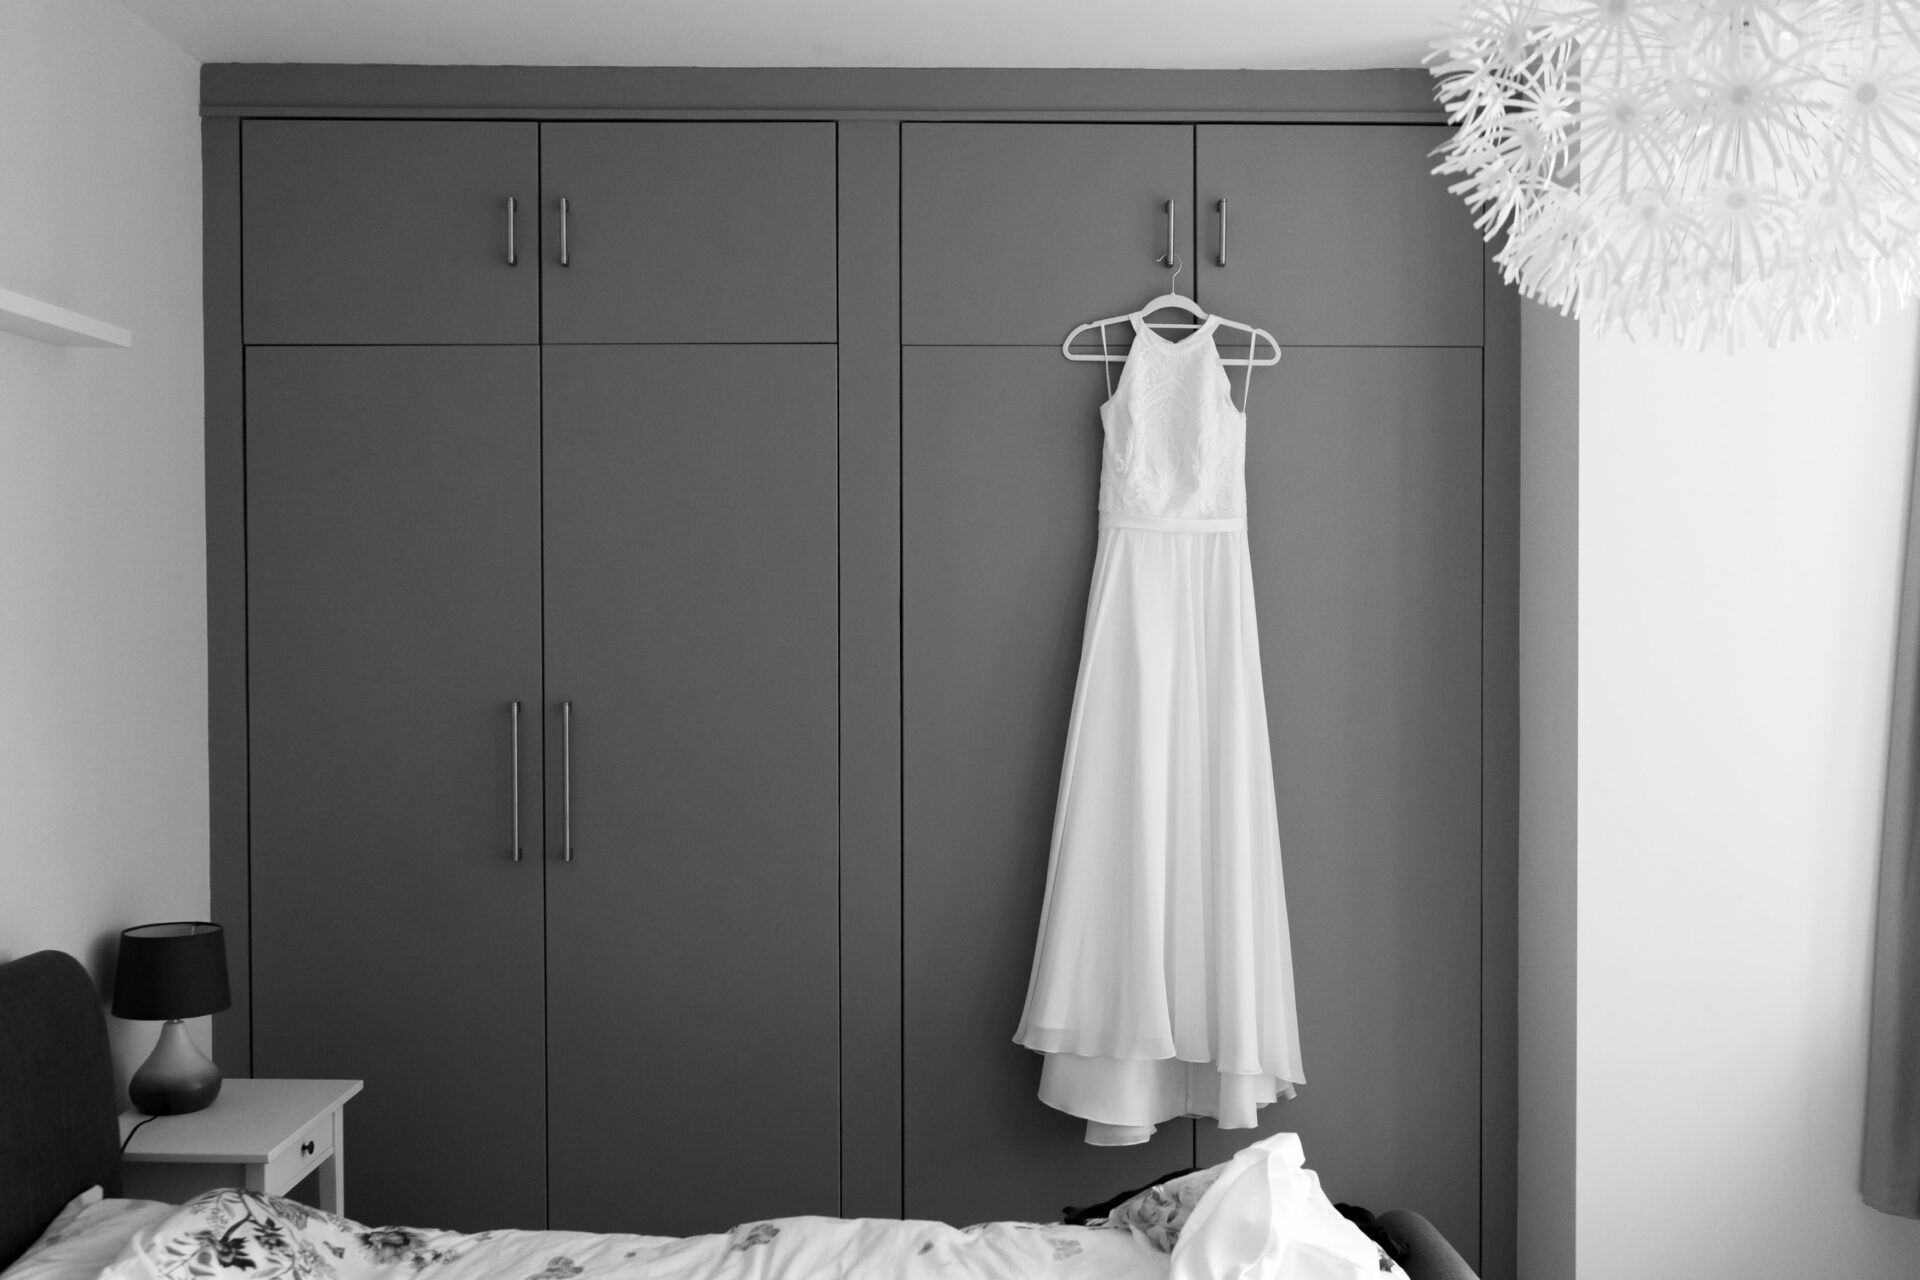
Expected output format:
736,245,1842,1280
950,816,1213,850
1197,125,1484,346
902,124,1194,345
540,123,837,342
242,122,539,344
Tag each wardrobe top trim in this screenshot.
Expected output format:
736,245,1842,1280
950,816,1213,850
209,108,1447,122
200,65,1445,122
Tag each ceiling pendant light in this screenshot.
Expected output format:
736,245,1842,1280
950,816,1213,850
1429,0,1920,345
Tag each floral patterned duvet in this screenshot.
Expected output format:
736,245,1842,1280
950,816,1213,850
98,1190,1168,1280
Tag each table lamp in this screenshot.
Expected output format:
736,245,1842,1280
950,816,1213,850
112,921,232,1115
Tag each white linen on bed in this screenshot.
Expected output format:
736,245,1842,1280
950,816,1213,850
0,1189,173,1280
97,1191,1167,1280
95,1133,1399,1280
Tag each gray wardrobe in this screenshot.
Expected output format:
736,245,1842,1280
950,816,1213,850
207,70,1514,1278
899,122,1489,1230
242,120,841,1234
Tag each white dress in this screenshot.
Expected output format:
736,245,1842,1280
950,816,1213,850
1014,312,1304,1146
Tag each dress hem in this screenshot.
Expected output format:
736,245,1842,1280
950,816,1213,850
1031,1047,1302,1146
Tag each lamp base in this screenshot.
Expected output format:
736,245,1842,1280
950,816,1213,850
129,1019,222,1115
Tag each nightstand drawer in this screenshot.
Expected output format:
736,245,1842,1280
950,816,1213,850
265,1108,337,1191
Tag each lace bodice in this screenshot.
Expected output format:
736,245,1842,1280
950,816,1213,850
1098,314,1247,521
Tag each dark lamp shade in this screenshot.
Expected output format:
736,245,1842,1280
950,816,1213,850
111,922,232,1021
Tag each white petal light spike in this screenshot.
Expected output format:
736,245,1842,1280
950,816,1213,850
1428,0,1920,345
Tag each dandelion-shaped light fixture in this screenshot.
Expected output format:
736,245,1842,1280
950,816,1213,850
1429,0,1920,345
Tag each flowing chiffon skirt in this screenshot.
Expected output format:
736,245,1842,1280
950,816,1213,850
1014,522,1304,1145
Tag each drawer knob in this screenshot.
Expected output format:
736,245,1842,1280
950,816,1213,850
301,1139,315,1157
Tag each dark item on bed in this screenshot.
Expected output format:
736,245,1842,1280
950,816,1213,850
1064,1169,1483,1280
1060,1165,1199,1225
1335,1202,1408,1267
0,950,124,1270
1377,1210,1479,1280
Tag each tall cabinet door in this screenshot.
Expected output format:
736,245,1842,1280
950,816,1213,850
542,345,840,1235
540,124,838,343
246,347,546,1231
903,347,1199,1224
242,122,539,344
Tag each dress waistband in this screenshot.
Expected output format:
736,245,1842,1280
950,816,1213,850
1098,513,1247,533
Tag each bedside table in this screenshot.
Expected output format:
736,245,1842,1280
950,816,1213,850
119,1079,363,1213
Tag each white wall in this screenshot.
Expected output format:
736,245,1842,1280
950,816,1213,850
0,0,208,1095
1574,312,1920,1276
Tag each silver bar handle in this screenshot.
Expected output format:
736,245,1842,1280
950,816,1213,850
559,197,570,267
506,196,518,267
562,700,573,861
509,700,522,860
1217,198,1227,268
1160,199,1178,268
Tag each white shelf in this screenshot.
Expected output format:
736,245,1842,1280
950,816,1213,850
0,285,131,348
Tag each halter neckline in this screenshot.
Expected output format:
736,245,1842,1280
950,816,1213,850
1130,312,1221,351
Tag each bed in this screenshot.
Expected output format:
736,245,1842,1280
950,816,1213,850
0,951,1480,1280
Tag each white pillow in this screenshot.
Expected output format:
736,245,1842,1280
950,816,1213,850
1170,1135,1407,1280
0,1189,175,1280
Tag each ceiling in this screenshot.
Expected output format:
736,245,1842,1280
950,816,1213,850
112,0,1456,69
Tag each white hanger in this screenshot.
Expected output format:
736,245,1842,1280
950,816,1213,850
1063,295,1282,369
1061,251,1281,369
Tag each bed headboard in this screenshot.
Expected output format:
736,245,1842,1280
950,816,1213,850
0,950,123,1269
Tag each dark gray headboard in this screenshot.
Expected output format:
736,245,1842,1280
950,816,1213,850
0,950,123,1268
